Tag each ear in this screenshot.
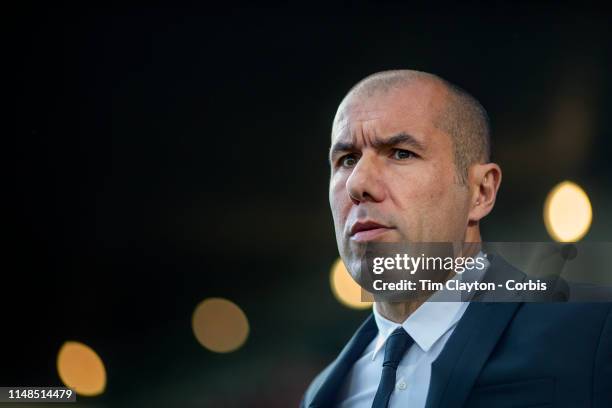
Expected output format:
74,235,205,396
467,162,502,223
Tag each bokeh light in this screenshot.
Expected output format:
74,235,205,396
330,257,373,310
544,180,592,242
192,297,249,353
57,341,106,396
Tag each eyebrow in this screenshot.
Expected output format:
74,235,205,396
329,132,426,164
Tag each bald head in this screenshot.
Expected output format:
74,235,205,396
335,70,491,183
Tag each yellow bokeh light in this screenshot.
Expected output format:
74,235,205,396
192,297,249,353
330,258,372,309
544,180,592,242
57,341,106,396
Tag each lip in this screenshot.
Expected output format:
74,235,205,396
350,220,394,242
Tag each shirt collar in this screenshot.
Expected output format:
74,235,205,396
370,251,489,360
371,300,466,360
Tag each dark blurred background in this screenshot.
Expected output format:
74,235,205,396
6,2,612,407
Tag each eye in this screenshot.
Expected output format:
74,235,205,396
339,154,359,168
392,149,415,160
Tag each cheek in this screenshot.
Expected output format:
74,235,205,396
388,164,463,234
329,176,349,223
388,166,443,208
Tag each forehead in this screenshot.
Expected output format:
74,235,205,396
332,81,447,145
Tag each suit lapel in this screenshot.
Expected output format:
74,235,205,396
425,253,525,408
308,314,378,408
424,302,521,408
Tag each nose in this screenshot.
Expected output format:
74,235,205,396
346,154,386,204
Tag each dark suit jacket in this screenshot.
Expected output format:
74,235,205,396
301,254,612,408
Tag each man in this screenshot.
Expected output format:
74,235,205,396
301,70,612,408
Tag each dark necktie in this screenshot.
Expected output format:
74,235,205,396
371,327,414,408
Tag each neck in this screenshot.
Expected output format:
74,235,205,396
376,228,483,323
375,270,453,322
375,300,425,323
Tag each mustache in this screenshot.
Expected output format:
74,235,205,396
355,207,389,222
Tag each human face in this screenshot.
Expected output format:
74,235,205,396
329,82,472,277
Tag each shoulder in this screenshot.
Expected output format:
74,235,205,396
301,363,335,408
300,314,378,407
513,303,612,326
506,303,612,347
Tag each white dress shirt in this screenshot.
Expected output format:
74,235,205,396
336,253,489,408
